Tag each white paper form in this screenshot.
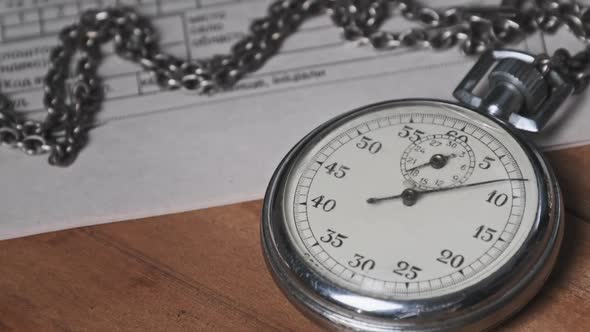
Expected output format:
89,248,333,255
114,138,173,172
0,0,588,240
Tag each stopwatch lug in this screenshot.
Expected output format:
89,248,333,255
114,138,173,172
453,49,574,132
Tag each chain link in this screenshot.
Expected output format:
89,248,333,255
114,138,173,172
1,0,590,166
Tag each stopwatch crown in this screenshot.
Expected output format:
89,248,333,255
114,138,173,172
488,58,549,113
453,49,574,132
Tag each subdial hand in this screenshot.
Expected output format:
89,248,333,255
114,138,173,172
407,153,457,172
366,178,529,206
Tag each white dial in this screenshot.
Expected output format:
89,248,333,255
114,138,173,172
282,101,539,300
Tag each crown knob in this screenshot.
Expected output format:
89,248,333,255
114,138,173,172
486,58,549,115
454,49,574,132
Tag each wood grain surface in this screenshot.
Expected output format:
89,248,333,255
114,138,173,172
1,146,589,331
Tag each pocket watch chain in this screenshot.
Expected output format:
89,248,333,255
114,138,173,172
1,0,589,166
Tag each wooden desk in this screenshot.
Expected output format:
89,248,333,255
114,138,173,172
1,146,589,331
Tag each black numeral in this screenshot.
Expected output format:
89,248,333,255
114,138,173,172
398,125,425,142
320,229,348,248
436,249,465,268
478,156,495,169
311,195,336,212
474,225,497,242
446,130,468,143
393,261,422,280
486,190,508,207
356,136,382,154
413,145,425,154
324,162,350,178
405,156,417,166
348,254,376,271
429,139,442,147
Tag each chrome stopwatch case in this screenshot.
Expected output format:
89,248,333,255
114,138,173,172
261,50,567,331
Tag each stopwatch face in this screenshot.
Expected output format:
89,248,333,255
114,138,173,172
262,99,562,330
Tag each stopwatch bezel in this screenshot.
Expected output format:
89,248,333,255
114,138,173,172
261,99,563,331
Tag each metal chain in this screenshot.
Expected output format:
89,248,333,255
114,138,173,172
1,0,590,166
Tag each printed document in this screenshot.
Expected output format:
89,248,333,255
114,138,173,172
0,0,588,239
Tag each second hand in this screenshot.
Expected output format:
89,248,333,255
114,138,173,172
366,178,529,206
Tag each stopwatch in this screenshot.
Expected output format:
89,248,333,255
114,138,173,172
262,50,566,331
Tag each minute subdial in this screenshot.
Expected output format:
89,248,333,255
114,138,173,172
400,134,476,189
